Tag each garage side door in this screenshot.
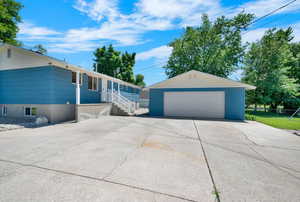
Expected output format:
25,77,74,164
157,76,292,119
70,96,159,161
164,91,225,119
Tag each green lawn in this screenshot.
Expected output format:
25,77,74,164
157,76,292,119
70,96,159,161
245,111,300,130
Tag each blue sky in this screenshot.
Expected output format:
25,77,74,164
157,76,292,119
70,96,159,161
17,0,300,85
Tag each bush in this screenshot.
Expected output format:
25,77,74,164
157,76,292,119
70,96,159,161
245,114,256,121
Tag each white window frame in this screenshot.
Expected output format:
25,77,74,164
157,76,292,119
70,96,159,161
24,107,37,117
88,76,98,91
2,105,7,116
71,72,83,85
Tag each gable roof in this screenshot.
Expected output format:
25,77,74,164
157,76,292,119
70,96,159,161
147,70,255,90
0,44,141,89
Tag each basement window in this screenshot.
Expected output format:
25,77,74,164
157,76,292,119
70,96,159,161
7,49,11,58
24,107,37,117
71,72,82,85
88,76,98,91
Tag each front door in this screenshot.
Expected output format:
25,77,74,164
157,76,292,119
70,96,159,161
102,79,107,102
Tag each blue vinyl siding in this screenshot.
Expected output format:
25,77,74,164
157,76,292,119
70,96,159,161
0,66,101,104
51,67,101,104
0,66,54,104
0,66,140,105
149,88,245,120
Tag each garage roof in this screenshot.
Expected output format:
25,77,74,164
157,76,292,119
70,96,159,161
147,70,256,90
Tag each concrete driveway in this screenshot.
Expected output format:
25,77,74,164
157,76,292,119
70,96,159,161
0,116,299,202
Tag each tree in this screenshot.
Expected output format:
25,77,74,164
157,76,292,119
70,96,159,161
0,0,23,45
134,74,146,87
242,28,299,112
288,42,300,84
284,42,300,112
118,51,135,83
164,13,254,78
93,45,122,77
32,44,47,55
93,44,143,85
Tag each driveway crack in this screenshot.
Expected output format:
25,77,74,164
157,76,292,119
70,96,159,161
193,120,221,202
102,133,151,180
237,129,300,180
0,158,197,202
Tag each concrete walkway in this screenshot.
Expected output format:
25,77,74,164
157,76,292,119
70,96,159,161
0,116,299,202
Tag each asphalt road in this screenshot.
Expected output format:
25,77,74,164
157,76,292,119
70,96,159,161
0,116,299,202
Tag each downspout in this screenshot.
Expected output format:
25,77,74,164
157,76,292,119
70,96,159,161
76,71,80,105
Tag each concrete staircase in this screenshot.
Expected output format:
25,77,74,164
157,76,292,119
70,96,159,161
111,103,134,116
105,91,138,116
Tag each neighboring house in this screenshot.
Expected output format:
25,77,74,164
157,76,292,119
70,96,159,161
147,70,255,120
0,44,141,123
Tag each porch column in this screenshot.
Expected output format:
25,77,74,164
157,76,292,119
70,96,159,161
118,82,120,95
111,81,114,102
76,71,80,104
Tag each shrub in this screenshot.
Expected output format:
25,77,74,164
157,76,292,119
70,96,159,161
245,114,256,121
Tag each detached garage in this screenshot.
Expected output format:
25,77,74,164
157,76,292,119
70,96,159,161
148,70,255,120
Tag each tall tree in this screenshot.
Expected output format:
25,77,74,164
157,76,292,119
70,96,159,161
93,45,143,85
134,74,146,87
164,13,254,78
32,44,47,55
118,51,135,83
0,0,23,45
288,42,300,84
93,45,122,78
284,42,300,111
243,28,299,112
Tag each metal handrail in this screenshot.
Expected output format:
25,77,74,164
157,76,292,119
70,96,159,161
102,91,136,113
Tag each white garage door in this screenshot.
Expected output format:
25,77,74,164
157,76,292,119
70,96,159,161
164,91,225,119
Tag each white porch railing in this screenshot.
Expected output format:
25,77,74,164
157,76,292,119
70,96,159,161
102,91,137,114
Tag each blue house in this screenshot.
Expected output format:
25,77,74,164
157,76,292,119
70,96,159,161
0,44,141,123
147,70,255,120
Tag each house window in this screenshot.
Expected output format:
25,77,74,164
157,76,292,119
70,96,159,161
71,72,82,85
24,107,37,117
2,105,7,116
7,49,11,58
88,76,98,91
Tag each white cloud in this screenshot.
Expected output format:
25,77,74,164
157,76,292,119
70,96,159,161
230,0,300,19
136,0,222,27
242,28,268,43
136,45,173,63
47,42,99,53
242,22,300,43
73,0,119,21
19,22,61,37
19,0,300,54
292,22,300,41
